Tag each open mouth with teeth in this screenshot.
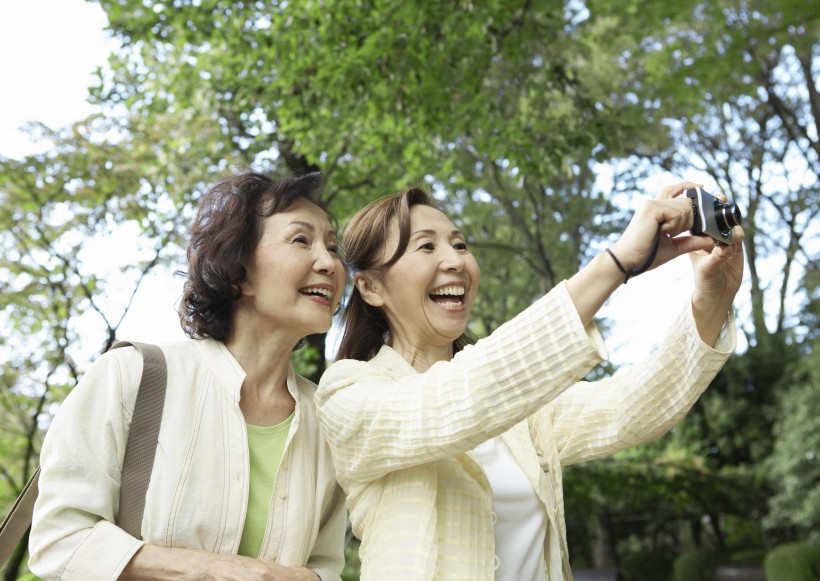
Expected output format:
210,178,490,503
429,285,465,308
300,286,333,304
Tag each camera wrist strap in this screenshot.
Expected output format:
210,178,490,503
605,224,663,284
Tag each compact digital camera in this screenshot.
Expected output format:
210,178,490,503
685,187,743,245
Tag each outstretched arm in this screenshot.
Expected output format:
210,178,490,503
317,283,606,484
547,210,744,465
545,304,737,467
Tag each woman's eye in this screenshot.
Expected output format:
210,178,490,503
418,242,435,251
454,242,468,251
293,235,310,245
328,244,340,255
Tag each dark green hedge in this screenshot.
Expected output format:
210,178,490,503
673,548,718,581
619,547,675,581
764,542,820,581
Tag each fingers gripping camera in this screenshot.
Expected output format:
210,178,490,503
685,188,743,245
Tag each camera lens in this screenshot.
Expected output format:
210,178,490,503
716,203,742,233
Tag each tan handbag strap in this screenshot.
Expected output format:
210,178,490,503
0,466,40,566
112,341,167,538
0,341,167,566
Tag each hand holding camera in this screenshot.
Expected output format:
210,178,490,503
606,182,744,283
605,181,745,344
568,180,745,332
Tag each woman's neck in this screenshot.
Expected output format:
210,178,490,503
225,325,298,426
390,339,454,373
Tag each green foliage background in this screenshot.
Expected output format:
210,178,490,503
1,0,817,579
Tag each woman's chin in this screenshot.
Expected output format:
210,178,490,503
434,325,469,343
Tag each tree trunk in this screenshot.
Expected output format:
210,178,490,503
304,333,328,385
591,514,617,569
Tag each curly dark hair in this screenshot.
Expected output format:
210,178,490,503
178,170,326,341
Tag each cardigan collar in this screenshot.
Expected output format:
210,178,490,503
193,338,245,403
191,338,305,409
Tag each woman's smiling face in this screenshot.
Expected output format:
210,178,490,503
358,204,480,354
242,197,344,341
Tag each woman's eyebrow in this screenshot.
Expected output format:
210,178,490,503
409,228,464,237
287,220,316,231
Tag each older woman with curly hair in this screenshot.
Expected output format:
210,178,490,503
29,171,346,581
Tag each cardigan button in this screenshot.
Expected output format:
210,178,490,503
494,555,500,570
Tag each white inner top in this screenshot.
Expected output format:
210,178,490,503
473,436,548,580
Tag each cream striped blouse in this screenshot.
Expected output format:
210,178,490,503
316,282,735,580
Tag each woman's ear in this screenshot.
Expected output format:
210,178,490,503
354,272,385,307
238,277,255,298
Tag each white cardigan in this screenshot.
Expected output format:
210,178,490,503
316,282,735,580
30,338,346,580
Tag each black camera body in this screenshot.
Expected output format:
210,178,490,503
685,187,742,245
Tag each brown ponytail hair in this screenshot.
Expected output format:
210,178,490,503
335,187,473,361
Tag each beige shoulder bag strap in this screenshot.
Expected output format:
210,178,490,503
0,341,167,566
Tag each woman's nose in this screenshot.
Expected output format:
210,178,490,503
315,247,338,273
440,247,465,271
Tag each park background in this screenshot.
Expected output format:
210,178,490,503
0,0,817,579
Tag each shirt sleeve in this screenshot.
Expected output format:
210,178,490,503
542,305,737,467
316,282,608,484
28,348,145,581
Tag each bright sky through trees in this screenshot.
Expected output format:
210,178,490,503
0,0,187,350
0,0,747,365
